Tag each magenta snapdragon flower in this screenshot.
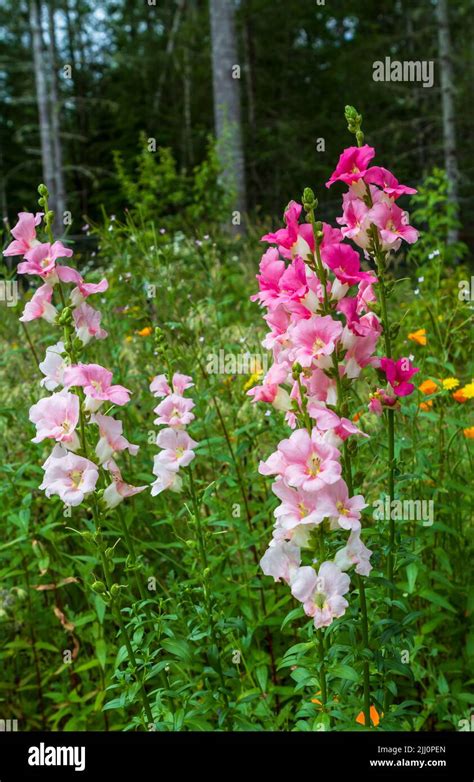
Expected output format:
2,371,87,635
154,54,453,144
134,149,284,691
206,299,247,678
380,357,419,397
325,145,375,188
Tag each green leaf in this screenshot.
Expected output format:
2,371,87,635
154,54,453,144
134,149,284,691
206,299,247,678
330,664,360,683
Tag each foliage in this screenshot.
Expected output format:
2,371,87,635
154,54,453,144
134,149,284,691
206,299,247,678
0,163,472,732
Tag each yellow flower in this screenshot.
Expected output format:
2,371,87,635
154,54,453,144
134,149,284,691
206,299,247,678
419,379,438,395
463,427,474,439
408,328,427,346
243,369,263,391
441,377,459,390
137,326,152,337
460,382,474,399
124,335,133,343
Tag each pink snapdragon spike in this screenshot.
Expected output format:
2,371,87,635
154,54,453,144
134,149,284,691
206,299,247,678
325,145,375,188
3,212,43,256
63,363,131,411
150,371,198,495
91,413,139,464
19,284,56,323
29,390,80,450
253,138,419,633
73,302,108,345
380,357,419,397
6,197,142,515
40,450,99,507
102,459,146,509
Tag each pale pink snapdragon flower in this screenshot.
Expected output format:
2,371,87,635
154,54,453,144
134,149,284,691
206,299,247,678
150,372,194,398
291,561,351,629
73,302,108,345
64,363,131,412
260,540,301,584
19,284,56,324
39,341,67,391
3,212,43,256
91,413,139,464
155,428,198,469
40,450,99,507
153,393,195,428
29,390,80,450
102,459,146,509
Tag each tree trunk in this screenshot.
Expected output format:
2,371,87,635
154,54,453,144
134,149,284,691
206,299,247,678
47,0,66,231
154,0,185,116
209,0,247,228
29,0,56,213
436,0,459,244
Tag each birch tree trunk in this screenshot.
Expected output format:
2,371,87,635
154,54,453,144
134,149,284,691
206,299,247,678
47,0,66,230
209,0,247,228
29,0,56,213
436,0,459,244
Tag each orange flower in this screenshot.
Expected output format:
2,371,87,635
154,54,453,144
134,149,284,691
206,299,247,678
408,328,427,346
419,400,433,411
137,326,152,337
464,427,474,439
453,389,468,403
356,705,382,727
353,411,362,422
419,379,438,395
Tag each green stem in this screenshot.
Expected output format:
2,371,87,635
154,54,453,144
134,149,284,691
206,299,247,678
188,468,230,717
318,631,328,710
94,511,154,726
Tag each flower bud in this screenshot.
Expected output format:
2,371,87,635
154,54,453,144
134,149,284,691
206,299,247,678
91,580,107,594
